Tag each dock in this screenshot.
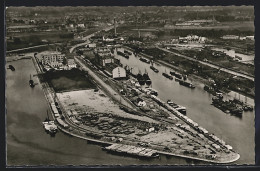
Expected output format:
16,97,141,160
104,144,159,158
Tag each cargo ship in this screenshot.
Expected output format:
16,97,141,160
29,74,35,88
212,96,243,116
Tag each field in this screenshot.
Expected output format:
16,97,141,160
42,68,96,92
6,31,74,51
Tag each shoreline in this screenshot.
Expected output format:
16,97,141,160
122,45,255,99
36,58,240,164
57,124,240,164
8,42,241,164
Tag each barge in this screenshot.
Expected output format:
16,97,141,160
103,144,159,158
162,72,173,80
117,51,129,59
179,80,195,89
170,71,182,79
139,57,150,64
212,96,243,116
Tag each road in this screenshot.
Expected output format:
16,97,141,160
69,25,115,53
6,43,62,53
156,46,254,81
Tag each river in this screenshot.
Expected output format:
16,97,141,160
6,58,205,166
6,54,254,165
114,48,255,164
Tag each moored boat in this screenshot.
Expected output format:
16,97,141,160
29,74,35,88
167,100,186,114
170,71,182,79
143,70,152,85
42,110,58,135
179,80,195,89
162,72,173,80
117,51,129,59
139,57,150,64
150,66,159,73
8,65,15,71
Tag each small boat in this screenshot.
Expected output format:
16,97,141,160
8,65,15,71
29,74,35,88
150,66,159,73
42,110,58,135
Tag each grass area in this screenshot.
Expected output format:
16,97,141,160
42,68,96,92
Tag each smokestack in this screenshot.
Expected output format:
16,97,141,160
114,18,116,36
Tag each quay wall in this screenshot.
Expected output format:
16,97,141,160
31,49,239,164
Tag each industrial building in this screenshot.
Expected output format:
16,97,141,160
67,59,77,69
94,47,114,67
40,51,65,67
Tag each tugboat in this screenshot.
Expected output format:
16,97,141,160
29,74,35,88
42,110,58,136
8,65,15,71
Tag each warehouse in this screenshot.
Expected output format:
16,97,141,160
112,67,126,79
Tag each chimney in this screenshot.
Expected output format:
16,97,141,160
114,18,116,36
